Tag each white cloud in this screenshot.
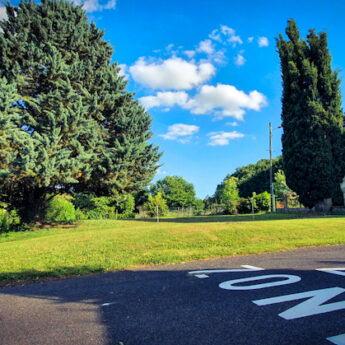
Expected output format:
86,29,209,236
197,39,214,55
0,6,7,20
228,35,243,47
160,124,199,143
195,38,226,64
211,49,226,64
72,0,116,12
207,131,244,146
234,53,246,66
118,64,129,79
220,25,235,36
248,37,254,43
0,5,7,33
185,83,267,120
102,0,115,9
226,121,238,127
184,50,195,59
139,91,189,110
166,43,174,51
129,56,215,90
258,36,269,47
141,84,267,120
184,50,196,59
209,29,222,42
220,25,243,47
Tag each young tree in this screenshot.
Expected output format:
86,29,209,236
144,192,168,218
221,177,240,214
151,176,196,209
277,19,344,210
0,0,160,220
273,170,291,198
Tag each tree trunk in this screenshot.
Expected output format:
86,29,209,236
21,188,48,223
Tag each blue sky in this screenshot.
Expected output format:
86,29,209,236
2,0,345,198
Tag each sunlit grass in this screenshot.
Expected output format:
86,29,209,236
0,213,344,285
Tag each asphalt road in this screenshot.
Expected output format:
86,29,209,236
0,245,344,345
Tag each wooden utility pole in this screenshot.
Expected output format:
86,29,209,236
269,122,275,212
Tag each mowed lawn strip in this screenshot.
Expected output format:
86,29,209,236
0,214,345,285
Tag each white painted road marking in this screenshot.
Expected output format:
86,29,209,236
253,287,345,320
101,302,118,307
317,268,345,277
327,333,345,345
189,264,345,342
219,274,301,290
188,265,264,279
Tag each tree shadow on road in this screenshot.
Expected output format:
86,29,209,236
0,262,345,345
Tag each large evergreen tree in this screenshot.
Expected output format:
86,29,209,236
0,0,160,220
277,19,344,209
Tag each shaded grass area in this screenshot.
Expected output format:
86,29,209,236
0,213,344,285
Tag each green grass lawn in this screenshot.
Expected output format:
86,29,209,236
0,213,345,285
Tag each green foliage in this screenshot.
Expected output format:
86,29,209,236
237,198,253,214
277,19,345,208
73,192,135,219
274,170,291,198
45,195,76,223
222,177,240,214
144,192,168,217
0,208,22,233
75,208,88,220
151,176,196,209
193,199,205,215
0,0,160,221
332,185,345,206
73,193,95,211
214,157,283,199
89,197,115,219
117,194,135,219
238,193,258,214
256,192,271,211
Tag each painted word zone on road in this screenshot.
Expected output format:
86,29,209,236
188,265,345,345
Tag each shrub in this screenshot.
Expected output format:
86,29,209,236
193,199,205,215
45,195,76,223
144,192,168,217
73,193,95,210
237,194,259,214
75,208,88,220
91,197,115,218
0,208,22,233
256,191,271,211
117,194,135,219
237,198,252,214
86,209,105,219
73,193,136,219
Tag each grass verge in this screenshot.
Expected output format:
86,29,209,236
0,213,344,286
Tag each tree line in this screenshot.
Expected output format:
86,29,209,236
0,2,344,229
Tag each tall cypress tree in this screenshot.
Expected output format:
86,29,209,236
277,19,344,209
0,0,160,220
